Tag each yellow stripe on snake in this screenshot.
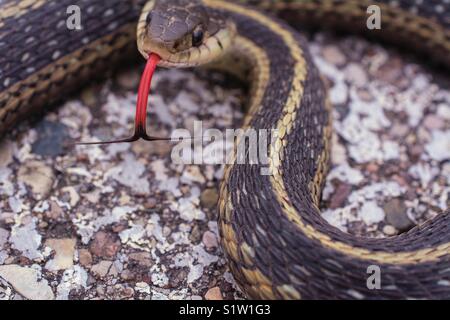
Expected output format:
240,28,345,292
0,0,449,299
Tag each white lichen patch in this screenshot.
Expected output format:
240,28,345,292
9,217,42,260
106,154,150,194
425,130,450,162
172,245,219,284
73,206,137,244
56,265,88,300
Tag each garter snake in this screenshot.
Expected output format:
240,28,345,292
0,0,450,299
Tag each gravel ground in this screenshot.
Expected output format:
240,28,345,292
0,31,449,300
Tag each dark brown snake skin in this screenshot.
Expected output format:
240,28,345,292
0,0,450,299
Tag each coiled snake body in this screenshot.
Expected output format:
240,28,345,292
0,0,449,299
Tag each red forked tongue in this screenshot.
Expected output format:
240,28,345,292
77,53,171,145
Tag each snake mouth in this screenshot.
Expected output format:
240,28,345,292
137,25,236,68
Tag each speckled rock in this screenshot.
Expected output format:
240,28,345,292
128,251,153,268
205,287,223,300
44,238,76,272
91,260,113,277
0,265,54,300
78,249,93,267
89,231,121,260
46,201,63,220
189,225,202,243
17,161,54,199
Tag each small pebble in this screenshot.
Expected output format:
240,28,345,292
46,201,63,220
129,252,153,267
189,225,202,243
202,231,218,249
200,188,219,209
382,225,397,236
91,260,113,278
17,161,55,199
383,198,414,232
344,63,368,86
322,45,346,66
329,183,352,209
89,231,121,259
205,287,223,300
78,249,93,267
44,238,76,271
423,115,444,130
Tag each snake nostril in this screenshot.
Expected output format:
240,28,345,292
173,39,184,51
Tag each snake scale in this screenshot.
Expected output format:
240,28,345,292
0,0,450,299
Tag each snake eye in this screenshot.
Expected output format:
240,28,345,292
146,12,152,25
192,27,204,47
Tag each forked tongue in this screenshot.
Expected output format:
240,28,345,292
77,53,171,145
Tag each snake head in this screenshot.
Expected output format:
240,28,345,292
137,0,236,67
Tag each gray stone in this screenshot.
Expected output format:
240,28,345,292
31,120,69,157
384,198,414,232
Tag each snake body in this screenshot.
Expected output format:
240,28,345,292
1,0,450,299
